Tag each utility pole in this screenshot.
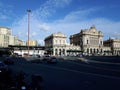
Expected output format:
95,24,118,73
27,9,31,56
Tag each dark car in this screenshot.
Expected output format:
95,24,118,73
47,57,58,64
0,61,8,72
43,55,50,61
4,57,14,65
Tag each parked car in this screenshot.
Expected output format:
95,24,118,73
47,57,58,64
4,57,14,65
0,61,8,72
43,55,50,61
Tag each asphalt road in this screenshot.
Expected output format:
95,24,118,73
7,56,120,90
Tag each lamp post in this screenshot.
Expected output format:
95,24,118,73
27,9,31,56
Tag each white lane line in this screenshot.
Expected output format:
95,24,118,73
66,60,120,72
78,58,120,65
39,64,120,80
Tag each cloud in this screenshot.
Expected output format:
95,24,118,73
30,32,38,38
11,0,72,44
113,32,120,37
0,2,13,21
0,2,3,7
11,0,120,45
57,8,98,23
0,14,8,20
32,0,72,19
58,19,120,39
37,23,50,31
38,40,45,45
45,9,120,41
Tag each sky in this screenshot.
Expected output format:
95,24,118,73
0,0,120,45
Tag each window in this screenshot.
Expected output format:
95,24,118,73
63,40,65,44
101,41,102,45
87,40,89,44
55,49,58,55
55,40,57,44
87,48,89,53
59,40,61,44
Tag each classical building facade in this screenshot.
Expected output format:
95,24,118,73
0,26,18,47
44,32,80,56
44,26,120,56
104,38,120,55
70,26,103,55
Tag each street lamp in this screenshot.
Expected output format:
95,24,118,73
27,9,31,56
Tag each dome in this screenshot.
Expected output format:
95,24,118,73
90,25,96,32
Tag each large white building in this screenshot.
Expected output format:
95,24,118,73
0,26,18,47
103,38,120,55
44,32,80,56
70,26,103,55
45,26,120,56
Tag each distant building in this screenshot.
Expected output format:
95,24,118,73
70,26,103,55
104,38,120,55
26,40,38,46
0,26,18,47
44,32,80,56
18,39,26,46
0,26,11,35
9,35,18,45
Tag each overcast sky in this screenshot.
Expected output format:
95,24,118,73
0,0,120,45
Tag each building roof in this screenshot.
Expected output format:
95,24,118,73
89,25,97,32
0,26,10,30
53,32,66,37
70,26,103,38
45,32,66,40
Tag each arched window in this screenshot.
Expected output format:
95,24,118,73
63,49,65,55
90,48,92,54
97,49,99,53
94,49,96,53
55,49,58,55
87,48,89,53
101,41,102,45
101,49,102,53
87,40,89,44
59,49,61,55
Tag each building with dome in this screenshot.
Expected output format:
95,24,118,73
70,26,103,55
45,26,120,56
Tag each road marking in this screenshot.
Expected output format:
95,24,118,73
38,64,120,80
66,60,120,72
78,57,120,65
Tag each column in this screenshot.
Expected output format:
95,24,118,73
53,48,55,56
